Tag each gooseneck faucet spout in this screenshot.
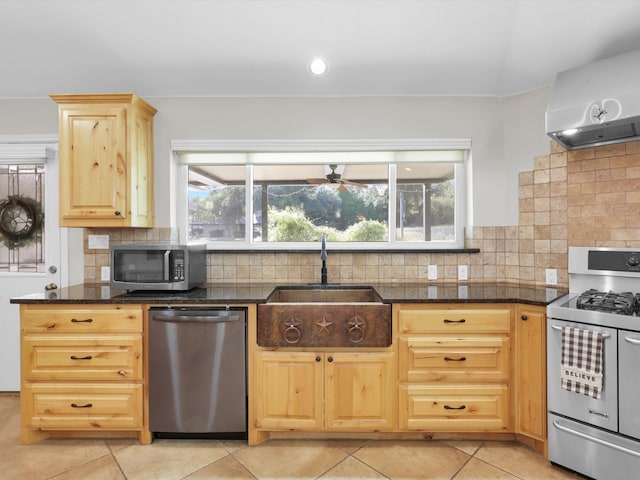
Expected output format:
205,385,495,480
320,233,328,285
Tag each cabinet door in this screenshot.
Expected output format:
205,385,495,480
398,308,510,334
58,104,128,224
325,352,396,431
399,384,509,431
515,305,546,441
399,335,509,383
254,351,323,430
22,334,142,381
21,305,143,333
23,383,142,430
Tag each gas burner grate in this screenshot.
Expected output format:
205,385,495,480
576,289,638,315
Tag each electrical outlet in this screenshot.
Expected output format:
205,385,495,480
88,234,109,250
428,265,438,280
545,268,558,285
101,266,111,282
458,264,468,281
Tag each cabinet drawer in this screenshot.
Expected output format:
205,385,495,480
398,309,510,334
23,334,142,381
399,385,509,431
399,336,509,382
21,306,142,333
23,383,142,430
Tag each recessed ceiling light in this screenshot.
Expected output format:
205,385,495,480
308,57,327,75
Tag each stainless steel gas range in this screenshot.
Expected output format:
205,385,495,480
547,247,640,480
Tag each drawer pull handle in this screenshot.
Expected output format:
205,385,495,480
444,404,466,410
444,356,467,362
70,355,93,360
70,318,93,323
71,403,93,409
443,318,466,324
117,369,126,376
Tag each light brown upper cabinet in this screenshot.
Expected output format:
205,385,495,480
50,94,156,227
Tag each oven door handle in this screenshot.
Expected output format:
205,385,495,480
624,336,640,346
550,324,611,338
552,419,640,459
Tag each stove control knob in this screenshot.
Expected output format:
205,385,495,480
627,255,640,267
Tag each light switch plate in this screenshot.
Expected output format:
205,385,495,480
88,234,109,250
458,264,468,281
428,285,438,299
545,268,558,285
101,266,111,282
427,265,438,280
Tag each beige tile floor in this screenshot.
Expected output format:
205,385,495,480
0,394,585,480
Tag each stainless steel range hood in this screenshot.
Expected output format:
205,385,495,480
546,49,640,150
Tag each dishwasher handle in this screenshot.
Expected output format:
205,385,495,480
151,311,242,323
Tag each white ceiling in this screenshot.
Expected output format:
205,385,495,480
2,0,640,99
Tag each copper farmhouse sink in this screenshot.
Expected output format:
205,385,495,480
257,285,391,348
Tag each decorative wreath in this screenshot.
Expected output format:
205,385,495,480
0,196,43,247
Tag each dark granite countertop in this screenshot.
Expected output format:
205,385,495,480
10,282,568,306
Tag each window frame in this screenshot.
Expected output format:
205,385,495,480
172,139,470,251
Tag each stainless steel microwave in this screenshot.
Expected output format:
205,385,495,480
110,243,207,291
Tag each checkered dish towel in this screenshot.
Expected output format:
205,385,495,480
561,326,605,399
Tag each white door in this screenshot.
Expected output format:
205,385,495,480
0,138,66,391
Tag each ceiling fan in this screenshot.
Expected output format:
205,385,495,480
306,164,368,191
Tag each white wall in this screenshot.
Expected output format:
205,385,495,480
0,90,553,282
501,86,554,223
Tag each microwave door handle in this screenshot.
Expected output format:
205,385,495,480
163,250,171,282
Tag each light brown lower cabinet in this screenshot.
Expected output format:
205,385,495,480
19,304,147,444
396,304,512,433
514,304,547,446
254,350,396,432
18,300,547,452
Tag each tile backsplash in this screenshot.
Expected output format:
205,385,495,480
83,140,640,289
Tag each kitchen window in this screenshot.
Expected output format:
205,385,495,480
174,139,469,250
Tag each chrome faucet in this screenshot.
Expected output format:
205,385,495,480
320,233,328,285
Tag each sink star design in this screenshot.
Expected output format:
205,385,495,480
316,316,333,333
348,316,365,329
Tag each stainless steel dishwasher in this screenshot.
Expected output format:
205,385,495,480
148,306,247,438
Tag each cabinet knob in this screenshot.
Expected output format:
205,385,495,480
114,210,121,216
117,369,126,376
315,356,321,362
327,356,334,363
521,315,528,321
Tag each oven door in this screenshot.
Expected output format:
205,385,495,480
547,318,618,432
619,330,640,440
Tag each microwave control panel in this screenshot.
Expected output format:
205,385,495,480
172,251,185,281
